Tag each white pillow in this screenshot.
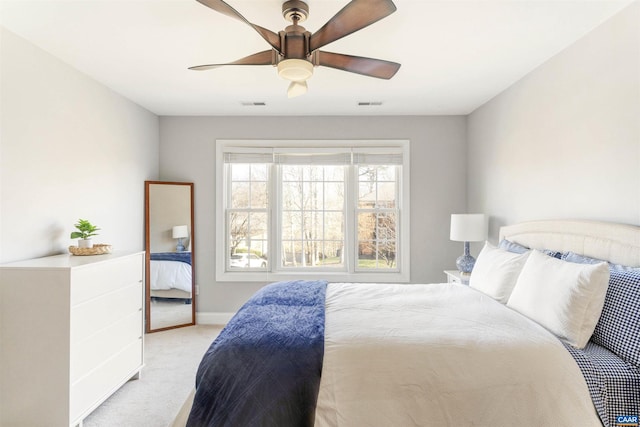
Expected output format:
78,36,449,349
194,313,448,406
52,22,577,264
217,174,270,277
469,242,530,303
506,250,610,349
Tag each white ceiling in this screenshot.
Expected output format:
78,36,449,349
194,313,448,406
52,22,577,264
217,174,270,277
0,0,634,116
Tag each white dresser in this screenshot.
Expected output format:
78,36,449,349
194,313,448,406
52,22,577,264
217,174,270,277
0,251,145,427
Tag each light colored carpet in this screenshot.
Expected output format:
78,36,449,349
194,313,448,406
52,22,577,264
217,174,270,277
83,325,223,427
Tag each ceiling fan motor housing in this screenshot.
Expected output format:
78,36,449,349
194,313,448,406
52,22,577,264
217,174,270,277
282,0,309,23
277,22,314,82
280,25,310,60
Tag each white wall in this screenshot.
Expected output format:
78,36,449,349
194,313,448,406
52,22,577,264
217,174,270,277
467,2,640,240
0,29,159,263
159,116,467,314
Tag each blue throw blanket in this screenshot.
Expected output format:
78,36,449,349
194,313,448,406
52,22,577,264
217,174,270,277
150,251,191,265
187,280,328,427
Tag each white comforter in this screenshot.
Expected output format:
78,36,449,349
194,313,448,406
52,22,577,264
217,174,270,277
150,260,192,292
315,282,602,427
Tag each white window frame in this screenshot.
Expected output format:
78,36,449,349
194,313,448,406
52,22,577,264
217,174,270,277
215,140,410,283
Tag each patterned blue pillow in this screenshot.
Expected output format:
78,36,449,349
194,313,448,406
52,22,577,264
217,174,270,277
499,239,562,259
562,252,640,367
499,239,528,254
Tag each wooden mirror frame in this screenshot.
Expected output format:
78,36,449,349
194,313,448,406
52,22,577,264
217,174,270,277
144,181,196,333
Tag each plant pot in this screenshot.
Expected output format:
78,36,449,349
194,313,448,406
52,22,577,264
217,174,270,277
78,239,93,249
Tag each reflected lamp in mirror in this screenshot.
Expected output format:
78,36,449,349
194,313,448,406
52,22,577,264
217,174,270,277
450,214,487,275
172,225,189,252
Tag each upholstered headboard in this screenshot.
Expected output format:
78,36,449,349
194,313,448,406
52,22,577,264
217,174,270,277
500,220,640,267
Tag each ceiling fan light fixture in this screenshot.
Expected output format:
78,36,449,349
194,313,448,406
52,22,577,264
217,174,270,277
278,59,313,82
287,81,308,98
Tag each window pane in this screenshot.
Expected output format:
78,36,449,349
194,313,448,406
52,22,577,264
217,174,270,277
250,212,268,237
358,240,396,269
357,165,397,209
358,166,377,181
229,212,248,254
358,182,376,208
231,164,250,181
283,182,302,209
303,211,322,241
281,241,304,267
324,166,343,181
377,240,396,268
357,211,397,270
228,211,268,269
302,241,321,266
250,164,268,181
377,212,397,240
282,211,302,240
357,241,377,268
324,212,344,240
303,182,323,210
377,182,396,208
282,165,302,182
358,212,376,240
376,166,396,182
250,240,268,261
231,182,249,208
250,182,268,208
325,183,344,210
303,166,323,181
318,241,343,267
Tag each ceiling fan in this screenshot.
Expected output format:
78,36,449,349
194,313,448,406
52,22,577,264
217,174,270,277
189,0,401,98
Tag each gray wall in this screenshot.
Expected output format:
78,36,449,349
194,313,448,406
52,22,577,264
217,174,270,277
467,2,640,241
0,29,159,263
159,116,467,313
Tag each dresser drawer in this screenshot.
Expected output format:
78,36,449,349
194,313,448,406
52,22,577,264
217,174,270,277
70,253,143,305
70,339,142,423
71,282,142,344
70,310,142,384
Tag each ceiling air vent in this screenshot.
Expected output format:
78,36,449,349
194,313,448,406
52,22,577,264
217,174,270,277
358,101,383,106
241,102,267,106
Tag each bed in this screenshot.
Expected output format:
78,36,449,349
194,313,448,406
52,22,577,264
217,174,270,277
150,252,193,302
174,220,640,427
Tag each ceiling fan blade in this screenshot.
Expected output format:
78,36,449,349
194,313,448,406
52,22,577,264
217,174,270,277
196,0,281,52
317,51,400,79
189,50,276,71
309,0,396,51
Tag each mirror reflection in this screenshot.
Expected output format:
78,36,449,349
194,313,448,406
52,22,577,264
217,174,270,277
145,181,195,332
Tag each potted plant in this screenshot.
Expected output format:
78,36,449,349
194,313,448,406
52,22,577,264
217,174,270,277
70,219,100,249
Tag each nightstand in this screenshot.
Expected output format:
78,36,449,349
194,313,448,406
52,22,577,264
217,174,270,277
444,270,470,285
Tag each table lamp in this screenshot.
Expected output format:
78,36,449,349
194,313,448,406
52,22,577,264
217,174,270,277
450,214,487,274
172,225,188,252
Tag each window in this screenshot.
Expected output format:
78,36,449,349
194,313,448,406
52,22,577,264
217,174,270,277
357,164,398,270
216,141,410,282
226,161,269,270
280,163,345,269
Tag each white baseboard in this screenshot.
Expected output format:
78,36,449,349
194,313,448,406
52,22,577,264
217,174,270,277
196,312,235,325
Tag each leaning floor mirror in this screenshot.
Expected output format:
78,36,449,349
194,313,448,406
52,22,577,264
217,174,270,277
145,181,195,332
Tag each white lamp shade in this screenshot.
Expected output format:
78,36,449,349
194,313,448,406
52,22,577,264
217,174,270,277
450,214,487,242
287,80,308,98
172,225,189,239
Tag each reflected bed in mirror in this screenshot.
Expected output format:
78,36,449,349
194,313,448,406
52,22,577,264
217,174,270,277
145,181,195,333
